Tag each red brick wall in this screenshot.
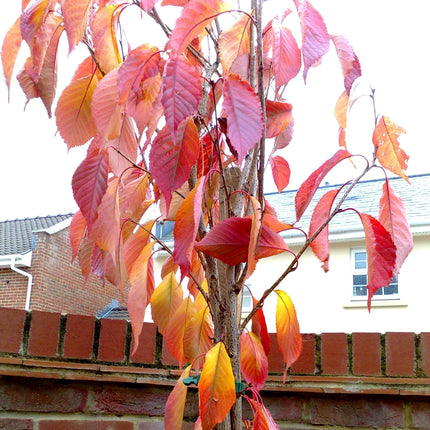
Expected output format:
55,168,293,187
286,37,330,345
0,227,124,314
0,307,429,429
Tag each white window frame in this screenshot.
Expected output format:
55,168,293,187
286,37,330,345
241,287,253,314
350,248,400,301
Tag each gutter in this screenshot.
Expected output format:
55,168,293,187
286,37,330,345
10,256,33,311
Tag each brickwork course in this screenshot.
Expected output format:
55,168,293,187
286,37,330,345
0,307,430,429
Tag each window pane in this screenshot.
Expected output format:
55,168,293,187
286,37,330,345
353,274,367,286
384,276,398,295
355,252,367,269
242,289,252,312
353,286,367,296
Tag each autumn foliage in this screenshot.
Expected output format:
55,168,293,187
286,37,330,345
2,0,412,428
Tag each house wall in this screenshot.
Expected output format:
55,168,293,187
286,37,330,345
0,307,430,429
0,227,124,315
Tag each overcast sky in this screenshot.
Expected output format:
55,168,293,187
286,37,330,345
0,0,429,220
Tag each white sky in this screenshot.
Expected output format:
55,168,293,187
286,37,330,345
0,0,429,220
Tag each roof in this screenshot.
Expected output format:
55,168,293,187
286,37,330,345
266,173,430,241
97,300,130,320
157,173,430,244
0,214,73,256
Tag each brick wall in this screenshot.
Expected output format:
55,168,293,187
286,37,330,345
0,307,429,429
0,227,124,314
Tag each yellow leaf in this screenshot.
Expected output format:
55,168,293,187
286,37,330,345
199,342,236,430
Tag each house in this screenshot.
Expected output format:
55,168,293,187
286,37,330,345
154,173,430,334
0,214,123,315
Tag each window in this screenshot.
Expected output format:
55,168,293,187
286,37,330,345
241,288,253,314
351,249,399,300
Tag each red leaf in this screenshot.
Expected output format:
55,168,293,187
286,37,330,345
273,117,294,151
378,181,413,274
61,0,94,52
266,100,293,139
150,119,200,210
240,331,268,391
72,144,109,231
270,156,291,193
162,54,202,139
331,35,361,95
199,342,236,430
194,217,288,265
246,196,263,279
251,297,270,356
295,149,350,222
222,74,264,164
128,241,155,355
173,179,205,279
275,290,302,382
373,116,409,183
359,213,396,311
248,396,279,429
309,188,342,272
272,18,301,87
296,0,330,81
169,0,230,54
164,365,191,430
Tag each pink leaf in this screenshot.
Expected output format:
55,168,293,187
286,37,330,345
72,143,109,231
162,54,202,139
331,35,361,94
378,180,413,274
309,189,342,272
140,0,159,12
149,118,200,211
295,149,350,222
270,156,291,193
296,0,330,82
272,18,301,87
359,213,396,311
222,74,264,164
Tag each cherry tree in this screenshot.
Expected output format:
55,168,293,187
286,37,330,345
1,0,413,428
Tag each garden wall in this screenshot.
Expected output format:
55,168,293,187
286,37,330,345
0,306,429,429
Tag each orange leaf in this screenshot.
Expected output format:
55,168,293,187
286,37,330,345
240,331,268,391
69,210,86,262
20,0,54,46
150,272,183,335
199,342,236,430
91,178,121,261
266,100,293,139
128,241,156,354
378,180,413,274
1,18,22,97
373,116,409,182
92,5,124,73
169,0,230,54
219,14,251,73
183,307,214,370
61,0,94,52
164,297,197,367
275,290,302,383
270,156,290,193
55,63,99,149
334,90,349,130
173,179,205,279
164,365,192,430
